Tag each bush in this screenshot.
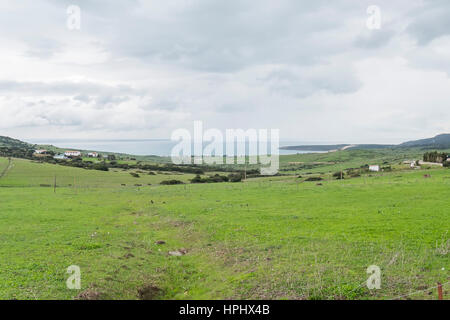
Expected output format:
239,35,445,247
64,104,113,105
130,172,140,178
228,173,243,183
92,163,109,171
190,175,203,183
333,171,344,179
160,180,184,185
191,174,230,183
305,177,322,182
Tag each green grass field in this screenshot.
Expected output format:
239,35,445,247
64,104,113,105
0,155,448,300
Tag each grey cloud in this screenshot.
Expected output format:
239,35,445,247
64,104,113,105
94,95,130,107
73,94,92,103
24,37,63,59
354,29,395,49
79,0,352,72
260,65,362,98
406,0,450,45
0,80,139,96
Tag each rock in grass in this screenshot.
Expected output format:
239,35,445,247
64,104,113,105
155,240,166,245
168,248,188,256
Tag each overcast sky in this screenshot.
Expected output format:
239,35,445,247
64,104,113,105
0,0,449,143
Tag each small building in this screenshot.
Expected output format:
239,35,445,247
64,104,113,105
64,150,82,158
34,149,47,154
53,154,67,160
87,152,98,158
369,165,380,172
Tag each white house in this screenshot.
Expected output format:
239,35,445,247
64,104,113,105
53,154,67,160
64,150,81,157
87,152,98,158
369,165,380,172
34,149,47,154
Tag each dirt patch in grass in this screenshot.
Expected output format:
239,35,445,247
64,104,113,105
137,285,163,300
75,288,102,300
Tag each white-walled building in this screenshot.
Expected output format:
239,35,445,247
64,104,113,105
369,165,380,172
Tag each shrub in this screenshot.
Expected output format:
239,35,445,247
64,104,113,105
160,180,184,185
92,163,109,171
333,171,344,179
228,173,243,182
305,177,323,182
130,172,140,178
191,174,230,183
190,175,204,183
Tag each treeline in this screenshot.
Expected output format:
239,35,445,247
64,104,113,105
423,151,448,163
191,173,243,183
0,146,35,159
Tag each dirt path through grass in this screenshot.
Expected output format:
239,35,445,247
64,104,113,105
0,158,13,179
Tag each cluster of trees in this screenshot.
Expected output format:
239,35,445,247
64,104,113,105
191,173,243,184
423,151,448,163
52,158,109,171
0,146,34,159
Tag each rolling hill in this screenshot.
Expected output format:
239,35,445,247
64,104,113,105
280,133,450,152
399,133,450,149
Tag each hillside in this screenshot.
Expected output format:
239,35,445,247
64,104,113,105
399,133,450,149
0,135,169,162
0,136,34,149
281,133,449,152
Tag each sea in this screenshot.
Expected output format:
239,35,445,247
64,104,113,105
26,139,328,156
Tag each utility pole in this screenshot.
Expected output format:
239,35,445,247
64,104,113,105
53,175,56,193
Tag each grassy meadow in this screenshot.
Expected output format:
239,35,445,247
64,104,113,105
0,153,448,300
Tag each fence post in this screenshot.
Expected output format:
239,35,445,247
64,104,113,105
437,283,443,300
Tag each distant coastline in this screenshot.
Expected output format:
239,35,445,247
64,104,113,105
26,139,326,157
